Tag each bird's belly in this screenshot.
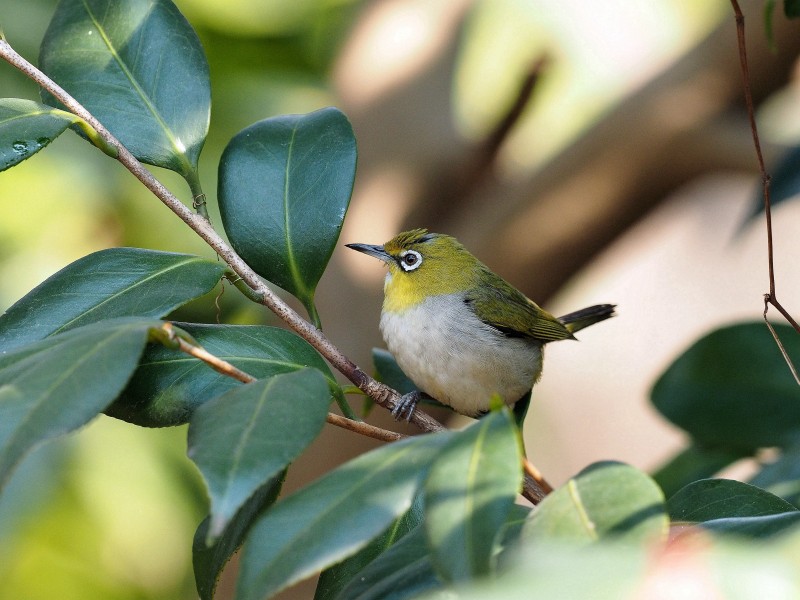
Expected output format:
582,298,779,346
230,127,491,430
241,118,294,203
380,295,542,417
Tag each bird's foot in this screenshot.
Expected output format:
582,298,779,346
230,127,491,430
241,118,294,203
391,390,428,422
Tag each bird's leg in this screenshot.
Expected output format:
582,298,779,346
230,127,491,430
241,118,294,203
391,390,432,421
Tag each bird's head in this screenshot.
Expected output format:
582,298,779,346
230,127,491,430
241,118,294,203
346,228,478,311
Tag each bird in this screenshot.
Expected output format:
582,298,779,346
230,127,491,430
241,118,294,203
346,228,615,420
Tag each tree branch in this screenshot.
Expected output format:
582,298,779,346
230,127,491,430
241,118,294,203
0,37,445,431
0,38,551,504
729,0,800,380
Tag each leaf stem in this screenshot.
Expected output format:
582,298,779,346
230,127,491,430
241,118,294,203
185,167,210,221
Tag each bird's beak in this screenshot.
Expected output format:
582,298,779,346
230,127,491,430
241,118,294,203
345,242,392,263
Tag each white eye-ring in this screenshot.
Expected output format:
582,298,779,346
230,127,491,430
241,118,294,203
399,249,423,272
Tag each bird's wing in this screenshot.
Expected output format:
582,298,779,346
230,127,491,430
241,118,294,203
465,270,573,343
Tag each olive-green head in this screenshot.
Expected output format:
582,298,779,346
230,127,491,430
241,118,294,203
346,228,481,311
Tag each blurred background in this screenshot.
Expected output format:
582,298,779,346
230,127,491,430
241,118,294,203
2,0,800,598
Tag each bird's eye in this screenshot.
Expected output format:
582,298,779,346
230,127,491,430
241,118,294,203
399,249,423,272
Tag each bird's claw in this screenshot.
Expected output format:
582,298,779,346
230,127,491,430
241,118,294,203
391,391,423,422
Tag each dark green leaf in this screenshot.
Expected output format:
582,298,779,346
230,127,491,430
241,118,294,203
424,410,522,582
523,461,668,545
315,496,425,600
651,323,800,450
194,474,285,600
108,323,336,427
785,0,800,18
667,478,797,522
0,98,76,171
0,248,226,353
333,525,441,600
39,0,210,176
218,107,356,318
235,432,452,600
372,348,416,395
750,443,800,507
701,512,800,539
188,369,331,542
0,318,158,490
652,444,751,499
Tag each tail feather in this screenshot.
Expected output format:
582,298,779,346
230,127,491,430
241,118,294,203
559,304,616,335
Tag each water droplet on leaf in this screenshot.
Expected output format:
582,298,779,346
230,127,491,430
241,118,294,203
12,141,28,155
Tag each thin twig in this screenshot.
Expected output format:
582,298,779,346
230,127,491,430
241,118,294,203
169,326,406,443
729,0,800,383
763,297,800,385
730,1,797,321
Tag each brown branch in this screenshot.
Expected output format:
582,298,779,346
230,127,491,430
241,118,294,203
523,457,554,497
730,1,800,343
168,325,406,443
0,38,551,504
0,37,445,431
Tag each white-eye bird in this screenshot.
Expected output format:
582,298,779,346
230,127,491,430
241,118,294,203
346,229,615,420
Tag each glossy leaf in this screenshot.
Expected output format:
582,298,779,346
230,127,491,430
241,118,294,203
424,410,522,582
218,107,356,318
700,512,800,538
188,369,331,542
39,0,210,176
0,98,77,171
108,323,336,427
523,461,668,545
652,444,750,499
0,318,158,490
651,323,800,450
333,525,440,600
194,474,285,600
315,496,425,600
235,432,452,600
667,479,797,522
0,248,226,353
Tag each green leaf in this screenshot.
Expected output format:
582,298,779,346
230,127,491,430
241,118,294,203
785,0,800,18
39,0,210,176
235,432,452,600
372,348,417,395
652,444,751,499
523,461,668,545
701,512,800,539
0,98,77,171
188,369,331,543
315,496,425,600
667,479,797,522
193,474,285,600
424,410,522,583
0,248,226,353
651,323,800,450
764,0,778,51
0,318,158,490
108,323,336,427
218,107,356,319
332,525,441,600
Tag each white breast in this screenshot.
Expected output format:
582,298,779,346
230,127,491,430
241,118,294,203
380,293,543,417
